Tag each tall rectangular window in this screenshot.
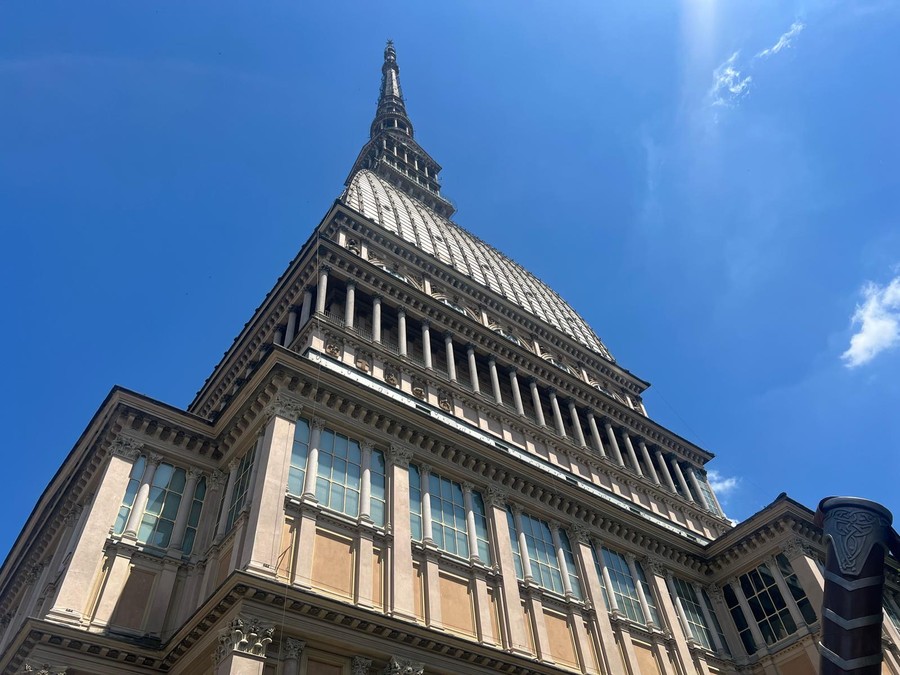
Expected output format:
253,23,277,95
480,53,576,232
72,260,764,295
739,563,797,645
724,583,757,655
410,464,423,541
113,455,146,535
314,430,362,517
370,448,386,527
507,508,523,579
429,472,469,558
521,514,564,595
137,463,186,548
635,561,662,626
181,476,207,554
600,547,645,624
774,554,817,625
671,577,715,650
471,491,492,565
288,417,310,495
559,530,582,599
227,446,255,531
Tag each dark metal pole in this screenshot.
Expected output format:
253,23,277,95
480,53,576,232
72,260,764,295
815,497,894,674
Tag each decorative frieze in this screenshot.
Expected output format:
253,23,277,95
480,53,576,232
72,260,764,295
387,444,413,468
267,392,305,421
110,434,144,460
384,656,424,675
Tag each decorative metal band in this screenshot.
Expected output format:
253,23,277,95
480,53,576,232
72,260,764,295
823,608,883,630
823,569,883,591
820,498,892,577
818,642,882,670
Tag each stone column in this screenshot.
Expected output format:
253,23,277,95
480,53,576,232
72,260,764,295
387,444,416,621
315,266,329,315
568,401,587,447
123,453,162,538
215,459,241,541
274,328,283,346
284,308,298,347
241,393,304,577
398,309,407,357
48,435,142,626
687,466,712,511
587,414,606,457
621,432,643,476
671,458,695,503
359,441,373,522
486,488,530,654
638,441,660,484
168,468,202,552
652,566,699,675
462,482,480,562
548,390,567,437
550,523,574,598
421,321,432,369
372,295,382,343
571,529,627,675
301,418,325,500
344,281,356,329
782,538,824,611
511,505,534,582
282,638,305,675
766,556,806,629
213,616,274,675
488,357,503,404
603,422,625,466
420,464,434,544
467,344,480,393
444,333,457,381
655,449,677,492
626,553,655,628
299,287,313,327
529,378,546,427
693,581,726,654
706,584,745,658
509,369,525,416
727,577,768,655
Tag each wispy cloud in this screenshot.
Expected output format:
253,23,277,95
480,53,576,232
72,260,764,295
757,21,806,58
708,20,806,111
709,52,752,107
842,276,900,368
708,469,739,499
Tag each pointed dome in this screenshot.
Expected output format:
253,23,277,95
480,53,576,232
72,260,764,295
342,170,614,361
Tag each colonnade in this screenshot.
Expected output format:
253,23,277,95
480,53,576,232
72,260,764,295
275,268,722,517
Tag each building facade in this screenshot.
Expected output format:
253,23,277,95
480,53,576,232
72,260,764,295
2,42,900,675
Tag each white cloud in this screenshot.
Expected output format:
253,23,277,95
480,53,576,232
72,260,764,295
756,21,805,58
709,52,752,107
842,276,900,368
708,470,739,498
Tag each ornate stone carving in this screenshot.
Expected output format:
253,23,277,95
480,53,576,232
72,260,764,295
110,434,143,460
411,377,426,400
706,585,724,605
355,349,372,373
283,638,306,660
782,537,815,561
384,366,399,387
23,561,44,584
208,469,227,491
63,504,83,527
147,453,164,467
186,467,205,482
24,665,67,675
351,656,373,675
267,392,304,421
311,417,326,432
571,524,591,544
388,444,413,468
486,486,507,507
214,616,274,664
437,390,452,412
641,556,666,577
384,657,424,675
324,333,343,358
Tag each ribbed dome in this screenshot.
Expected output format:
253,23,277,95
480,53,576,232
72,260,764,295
342,170,613,361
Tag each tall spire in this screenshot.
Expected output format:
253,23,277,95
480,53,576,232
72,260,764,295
346,41,455,217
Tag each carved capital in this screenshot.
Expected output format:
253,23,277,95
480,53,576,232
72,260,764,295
706,584,724,605
64,504,83,527
186,467,205,482
461,481,475,494
214,616,274,664
641,555,666,577
310,417,327,432
387,444,413,468
351,656,373,675
228,457,242,473
571,524,591,544
384,656,424,675
360,439,375,452
110,434,144,460
267,392,304,421
23,664,67,675
283,638,306,660
782,537,815,561
486,486,507,507
146,453,164,468
208,469,227,491
419,463,432,476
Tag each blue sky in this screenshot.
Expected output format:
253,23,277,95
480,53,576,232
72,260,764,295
2,1,899,558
